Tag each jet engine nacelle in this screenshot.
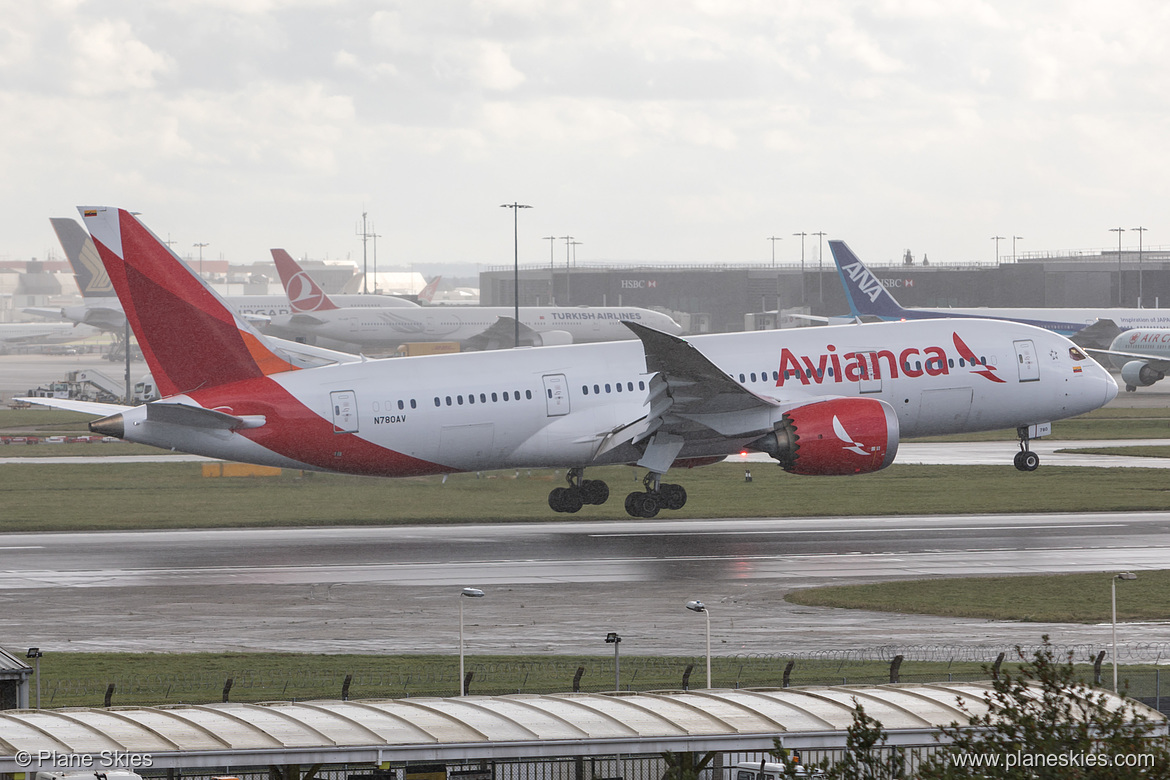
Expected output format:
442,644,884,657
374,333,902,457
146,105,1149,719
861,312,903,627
750,397,900,475
1121,360,1164,389
531,330,573,347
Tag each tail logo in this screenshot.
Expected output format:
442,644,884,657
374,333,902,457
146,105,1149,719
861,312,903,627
952,332,1006,383
287,271,328,312
832,415,871,456
841,261,887,303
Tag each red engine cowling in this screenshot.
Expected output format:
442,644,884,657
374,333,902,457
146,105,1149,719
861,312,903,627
750,397,900,475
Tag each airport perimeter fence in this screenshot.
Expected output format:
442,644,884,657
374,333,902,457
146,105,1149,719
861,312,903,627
32,644,1170,711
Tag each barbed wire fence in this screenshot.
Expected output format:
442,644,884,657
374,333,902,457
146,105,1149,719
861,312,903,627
37,644,1170,710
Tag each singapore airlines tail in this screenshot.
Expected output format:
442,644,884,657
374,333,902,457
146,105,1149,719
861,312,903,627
271,248,340,313
80,207,300,397
51,217,116,298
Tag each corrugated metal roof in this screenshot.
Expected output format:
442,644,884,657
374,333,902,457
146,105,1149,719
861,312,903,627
0,684,1161,772
0,648,33,677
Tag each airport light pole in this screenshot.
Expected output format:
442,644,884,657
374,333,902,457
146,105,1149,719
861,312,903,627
685,600,711,688
193,242,209,278
26,648,41,708
1133,226,1147,306
792,232,807,305
1012,235,1023,263
767,236,782,268
544,236,557,304
812,231,827,302
459,587,485,695
501,203,532,347
991,235,1004,264
605,632,622,690
1112,572,1137,694
1110,227,1126,306
560,236,574,304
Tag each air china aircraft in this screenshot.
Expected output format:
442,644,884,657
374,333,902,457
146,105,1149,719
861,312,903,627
22,208,1117,518
265,248,683,351
830,240,1170,347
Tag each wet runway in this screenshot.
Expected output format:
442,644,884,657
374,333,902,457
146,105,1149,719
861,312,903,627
2,513,1168,655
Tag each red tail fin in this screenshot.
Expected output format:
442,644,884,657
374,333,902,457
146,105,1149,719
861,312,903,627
418,275,442,303
271,249,340,312
80,207,298,398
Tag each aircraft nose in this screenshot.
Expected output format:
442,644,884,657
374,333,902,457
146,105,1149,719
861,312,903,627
1103,370,1119,405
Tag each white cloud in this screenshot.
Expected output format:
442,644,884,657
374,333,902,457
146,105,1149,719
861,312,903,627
67,18,172,96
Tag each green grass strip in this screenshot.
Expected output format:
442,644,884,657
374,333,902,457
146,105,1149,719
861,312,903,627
785,570,1170,623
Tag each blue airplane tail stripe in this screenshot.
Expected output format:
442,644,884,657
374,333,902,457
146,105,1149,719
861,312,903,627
828,240,907,319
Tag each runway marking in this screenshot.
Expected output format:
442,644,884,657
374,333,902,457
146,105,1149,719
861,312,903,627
0,546,44,550
592,524,1128,538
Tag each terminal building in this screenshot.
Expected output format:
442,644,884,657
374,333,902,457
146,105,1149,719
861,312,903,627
478,249,1170,334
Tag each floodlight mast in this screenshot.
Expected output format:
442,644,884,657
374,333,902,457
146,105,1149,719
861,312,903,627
459,587,485,696
685,600,711,688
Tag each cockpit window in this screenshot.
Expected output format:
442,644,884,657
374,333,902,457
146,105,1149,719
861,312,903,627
1069,346,1088,361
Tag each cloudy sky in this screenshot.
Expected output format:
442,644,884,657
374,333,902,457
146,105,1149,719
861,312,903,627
4,0,1170,271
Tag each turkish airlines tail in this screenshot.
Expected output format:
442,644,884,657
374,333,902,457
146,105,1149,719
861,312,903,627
829,240,911,320
79,207,300,398
271,248,340,312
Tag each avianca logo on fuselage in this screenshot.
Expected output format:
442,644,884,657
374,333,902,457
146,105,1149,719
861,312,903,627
776,332,1005,387
841,261,888,303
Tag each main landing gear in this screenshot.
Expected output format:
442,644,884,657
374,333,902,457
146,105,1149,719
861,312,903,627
1013,426,1040,472
548,467,610,513
624,472,688,518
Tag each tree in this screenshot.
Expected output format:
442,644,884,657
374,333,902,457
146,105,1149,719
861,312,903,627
772,700,906,779
917,635,1170,779
661,750,717,780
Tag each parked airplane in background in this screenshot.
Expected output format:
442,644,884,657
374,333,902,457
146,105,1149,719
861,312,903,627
266,248,683,352
1091,328,1170,391
0,321,101,352
27,219,418,334
20,208,1116,517
830,241,1170,348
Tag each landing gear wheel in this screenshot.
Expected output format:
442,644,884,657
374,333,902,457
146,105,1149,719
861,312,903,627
548,486,584,513
1014,425,1041,472
625,491,660,518
1015,451,1040,471
660,483,687,510
581,479,610,505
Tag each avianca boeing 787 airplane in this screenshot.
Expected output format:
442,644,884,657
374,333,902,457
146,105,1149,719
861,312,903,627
23,208,1118,517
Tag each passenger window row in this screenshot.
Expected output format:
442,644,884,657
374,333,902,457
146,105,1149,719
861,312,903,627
581,380,647,395
434,389,534,407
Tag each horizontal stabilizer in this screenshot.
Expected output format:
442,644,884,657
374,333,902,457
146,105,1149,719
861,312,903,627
15,397,133,416
146,403,266,430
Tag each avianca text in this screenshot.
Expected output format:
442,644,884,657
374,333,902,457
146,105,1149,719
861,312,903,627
777,342,985,386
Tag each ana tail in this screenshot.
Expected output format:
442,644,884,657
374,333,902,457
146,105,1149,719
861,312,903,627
828,240,908,320
271,248,339,312
80,207,299,398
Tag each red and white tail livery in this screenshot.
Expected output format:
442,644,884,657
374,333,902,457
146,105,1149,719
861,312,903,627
22,208,1118,517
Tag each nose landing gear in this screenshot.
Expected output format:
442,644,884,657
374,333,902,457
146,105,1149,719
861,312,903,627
1013,426,1040,471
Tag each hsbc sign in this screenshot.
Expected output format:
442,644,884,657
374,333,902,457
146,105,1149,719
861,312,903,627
620,279,658,289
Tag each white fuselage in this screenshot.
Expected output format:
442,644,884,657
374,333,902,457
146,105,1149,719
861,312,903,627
117,319,1116,476
262,306,682,348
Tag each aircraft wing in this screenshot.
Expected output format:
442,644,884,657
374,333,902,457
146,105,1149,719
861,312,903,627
461,316,560,351
1087,347,1170,373
1070,318,1123,350
602,322,790,471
